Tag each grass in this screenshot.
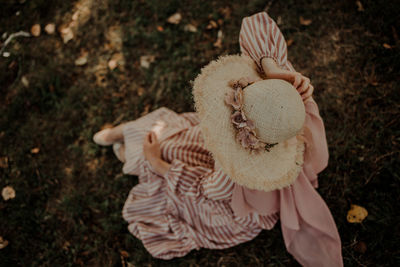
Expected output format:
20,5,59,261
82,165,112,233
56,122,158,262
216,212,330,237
1,0,399,266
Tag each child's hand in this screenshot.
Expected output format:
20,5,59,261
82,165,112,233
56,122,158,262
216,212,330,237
261,58,314,101
143,131,162,165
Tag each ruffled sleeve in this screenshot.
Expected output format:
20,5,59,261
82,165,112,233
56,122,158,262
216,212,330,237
239,11,289,73
163,159,235,202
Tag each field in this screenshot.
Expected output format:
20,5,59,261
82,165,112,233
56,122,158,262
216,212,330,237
1,0,399,266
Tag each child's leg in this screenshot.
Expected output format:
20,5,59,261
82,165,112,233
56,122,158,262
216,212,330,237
93,123,126,145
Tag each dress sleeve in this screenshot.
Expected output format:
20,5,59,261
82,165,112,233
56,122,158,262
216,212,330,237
301,97,329,188
239,11,289,73
163,159,235,202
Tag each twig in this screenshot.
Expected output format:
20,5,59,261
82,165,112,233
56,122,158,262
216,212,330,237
0,31,31,54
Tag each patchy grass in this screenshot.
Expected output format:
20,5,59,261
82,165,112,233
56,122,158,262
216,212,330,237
1,0,399,266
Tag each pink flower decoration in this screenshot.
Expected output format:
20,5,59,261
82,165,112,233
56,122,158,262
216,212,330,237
225,77,278,153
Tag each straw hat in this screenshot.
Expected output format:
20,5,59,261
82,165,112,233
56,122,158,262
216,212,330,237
192,54,306,192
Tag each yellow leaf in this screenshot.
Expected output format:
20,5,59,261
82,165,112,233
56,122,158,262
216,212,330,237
347,204,368,223
299,16,312,26
287,39,294,47
2,186,16,201
31,147,40,154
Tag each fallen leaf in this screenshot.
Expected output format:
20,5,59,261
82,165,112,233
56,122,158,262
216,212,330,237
140,55,156,69
213,30,223,48
219,7,231,19
157,26,164,32
347,204,368,223
31,147,40,154
21,76,29,88
75,53,88,66
100,123,114,130
62,241,70,250
299,16,312,26
137,87,145,96
167,13,182,24
353,241,367,253
0,237,9,249
44,23,56,34
120,250,130,258
206,20,218,29
184,24,197,33
108,53,124,70
287,39,294,47
0,157,8,168
2,186,16,201
276,16,283,25
383,43,392,49
59,26,74,43
140,104,152,116
356,1,364,12
31,24,41,37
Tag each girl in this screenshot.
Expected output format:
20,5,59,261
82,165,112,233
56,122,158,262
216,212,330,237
93,11,343,267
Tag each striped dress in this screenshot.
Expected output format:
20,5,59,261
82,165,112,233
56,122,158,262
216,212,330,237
121,11,311,259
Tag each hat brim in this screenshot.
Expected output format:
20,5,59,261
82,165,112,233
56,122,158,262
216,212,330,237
192,54,305,192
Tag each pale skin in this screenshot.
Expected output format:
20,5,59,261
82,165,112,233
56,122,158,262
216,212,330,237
103,58,315,176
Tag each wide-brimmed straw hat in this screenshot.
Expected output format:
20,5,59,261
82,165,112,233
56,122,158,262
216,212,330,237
192,54,306,192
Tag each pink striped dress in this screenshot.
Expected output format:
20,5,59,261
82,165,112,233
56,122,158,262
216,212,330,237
121,11,318,260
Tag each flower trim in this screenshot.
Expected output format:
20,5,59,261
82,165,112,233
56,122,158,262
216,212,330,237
224,77,278,154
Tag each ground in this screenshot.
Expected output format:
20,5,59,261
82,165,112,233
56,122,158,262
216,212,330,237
0,0,399,266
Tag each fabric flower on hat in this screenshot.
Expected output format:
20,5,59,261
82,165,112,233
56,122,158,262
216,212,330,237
224,77,278,153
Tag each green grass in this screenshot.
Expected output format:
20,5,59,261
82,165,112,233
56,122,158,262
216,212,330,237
1,0,399,266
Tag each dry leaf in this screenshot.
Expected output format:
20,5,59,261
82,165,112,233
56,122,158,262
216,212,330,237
108,53,124,70
31,24,41,37
0,237,9,249
75,53,88,66
100,123,114,130
2,186,16,201
356,1,364,12
140,55,156,69
59,26,74,43
140,104,151,116
213,30,223,48
137,87,145,96
21,76,29,88
156,26,164,32
383,43,392,49
120,250,130,258
167,13,182,24
287,39,294,47
354,241,367,253
0,157,8,169
44,23,56,34
206,20,218,29
31,147,40,154
184,24,197,33
276,16,283,25
347,204,368,223
299,16,312,26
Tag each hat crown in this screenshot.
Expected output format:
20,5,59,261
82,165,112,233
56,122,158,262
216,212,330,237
242,79,306,143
